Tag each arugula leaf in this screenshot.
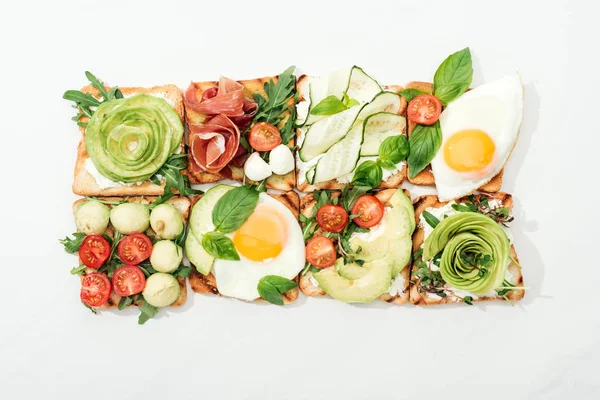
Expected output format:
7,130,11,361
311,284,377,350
253,66,296,126
310,95,348,116
422,211,440,228
85,71,110,100
173,265,192,278
352,160,382,188
202,232,240,261
463,296,474,305
82,303,97,314
212,185,259,233
379,135,409,164
412,248,423,261
138,263,157,277
63,90,100,107
59,233,86,254
433,48,473,105
407,121,442,178
138,301,158,325
340,185,370,210
118,296,133,310
280,106,296,144
257,275,297,306
70,264,87,275
398,88,428,102
150,153,202,200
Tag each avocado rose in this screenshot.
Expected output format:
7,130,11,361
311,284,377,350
85,94,183,183
423,212,510,295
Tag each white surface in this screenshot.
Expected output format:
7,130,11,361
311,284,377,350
0,0,598,399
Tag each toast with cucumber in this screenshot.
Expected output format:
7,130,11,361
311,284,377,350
62,196,192,323
69,80,186,197
298,188,414,304
409,192,525,306
295,68,409,192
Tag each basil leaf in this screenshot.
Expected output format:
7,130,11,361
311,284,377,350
138,302,158,325
378,159,396,170
212,185,259,233
257,275,298,306
352,160,383,188
378,135,409,164
202,232,240,261
407,121,442,178
310,95,348,116
59,232,86,254
422,211,440,228
343,92,359,108
433,47,473,105
398,88,427,102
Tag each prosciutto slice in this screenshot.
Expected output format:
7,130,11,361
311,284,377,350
189,114,240,174
184,76,249,117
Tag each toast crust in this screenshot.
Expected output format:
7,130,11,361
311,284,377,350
187,190,300,304
409,192,525,306
72,196,191,310
295,75,408,192
72,85,185,197
298,188,412,304
184,76,295,191
404,81,503,192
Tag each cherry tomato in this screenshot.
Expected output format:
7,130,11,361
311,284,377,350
79,235,111,269
316,204,348,233
118,233,152,265
80,273,111,307
248,122,282,151
112,265,146,297
407,94,442,125
306,236,337,268
351,195,385,228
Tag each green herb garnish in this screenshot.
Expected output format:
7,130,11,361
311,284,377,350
407,121,442,178
201,232,240,261
60,232,86,254
257,275,298,305
433,47,473,105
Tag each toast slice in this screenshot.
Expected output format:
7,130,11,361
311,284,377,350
184,76,295,190
409,192,524,305
72,196,191,309
298,188,411,304
295,75,408,192
72,85,185,197
188,190,300,304
404,81,503,191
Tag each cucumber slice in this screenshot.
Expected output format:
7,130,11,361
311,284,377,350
312,124,363,184
298,105,361,162
189,185,234,239
110,203,150,235
75,200,110,235
346,66,382,103
360,112,407,156
150,203,184,240
355,92,402,124
150,240,183,273
185,231,214,275
301,69,352,126
142,273,181,308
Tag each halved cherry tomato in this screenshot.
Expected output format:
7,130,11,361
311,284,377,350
80,273,111,307
316,204,348,233
306,236,337,268
351,195,385,228
112,265,146,297
248,122,282,151
118,233,152,265
407,94,442,125
79,235,111,269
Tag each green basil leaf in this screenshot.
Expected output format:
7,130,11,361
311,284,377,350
310,95,348,116
202,231,240,261
407,121,442,178
398,88,427,102
343,92,359,108
212,185,259,233
422,211,440,228
378,135,409,164
378,159,397,170
59,232,86,254
433,47,473,105
351,160,383,188
138,302,158,325
257,275,298,306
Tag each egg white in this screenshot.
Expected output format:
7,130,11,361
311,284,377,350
431,74,524,201
211,193,305,301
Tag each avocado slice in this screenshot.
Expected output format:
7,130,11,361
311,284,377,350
336,258,368,280
314,259,392,303
388,189,415,234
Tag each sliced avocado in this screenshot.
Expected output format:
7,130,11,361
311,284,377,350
185,231,214,275
383,204,413,237
388,189,415,234
189,185,234,238
350,234,390,262
336,258,368,280
314,259,392,303
386,235,412,276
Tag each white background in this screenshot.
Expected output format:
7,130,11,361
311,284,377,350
0,0,597,399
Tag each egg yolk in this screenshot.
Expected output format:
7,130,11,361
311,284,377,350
443,129,496,173
233,205,287,262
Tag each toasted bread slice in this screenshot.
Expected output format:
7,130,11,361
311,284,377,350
298,188,411,304
72,196,191,309
184,76,295,190
72,85,185,197
409,192,524,305
188,190,300,304
405,81,503,191
295,75,408,193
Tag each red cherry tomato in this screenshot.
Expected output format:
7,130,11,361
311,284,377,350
407,94,442,125
80,273,111,307
316,204,349,233
306,236,337,268
118,233,152,265
112,265,146,297
248,122,282,151
79,235,111,269
351,195,385,228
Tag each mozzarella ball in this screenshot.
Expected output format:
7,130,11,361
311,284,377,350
269,145,295,175
244,152,272,181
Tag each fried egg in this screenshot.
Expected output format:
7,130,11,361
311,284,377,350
211,193,305,301
431,74,524,201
